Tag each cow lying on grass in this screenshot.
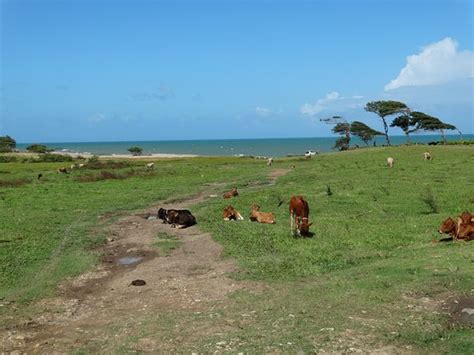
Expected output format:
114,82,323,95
249,204,275,224
158,208,196,228
223,205,244,220
223,187,239,199
438,211,474,241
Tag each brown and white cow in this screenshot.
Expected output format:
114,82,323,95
223,187,239,199
423,152,432,161
57,167,68,174
438,212,474,241
223,205,244,221
289,195,312,237
249,204,275,224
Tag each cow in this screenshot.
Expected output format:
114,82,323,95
146,162,155,170
223,205,244,221
249,204,275,224
423,152,432,161
387,157,394,168
438,212,474,241
57,167,68,174
223,187,239,199
37,173,43,180
289,195,312,237
78,163,85,168
267,158,273,166
157,208,196,228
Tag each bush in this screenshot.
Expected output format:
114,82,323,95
0,135,16,153
0,155,19,163
85,160,130,170
128,146,143,156
30,154,73,163
26,144,53,154
0,178,31,188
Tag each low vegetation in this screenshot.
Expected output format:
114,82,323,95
0,145,473,353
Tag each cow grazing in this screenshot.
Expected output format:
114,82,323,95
387,157,394,168
223,187,239,199
267,158,273,166
423,152,432,161
146,162,155,170
158,208,196,228
289,195,312,237
249,204,275,224
57,167,68,174
78,163,85,168
223,205,244,221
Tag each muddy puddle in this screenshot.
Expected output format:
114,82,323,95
117,256,144,265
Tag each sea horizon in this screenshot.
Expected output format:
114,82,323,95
16,134,473,158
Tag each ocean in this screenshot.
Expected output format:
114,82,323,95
16,135,472,157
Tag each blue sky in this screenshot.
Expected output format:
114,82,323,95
1,0,473,143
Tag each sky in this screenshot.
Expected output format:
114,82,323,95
1,0,473,143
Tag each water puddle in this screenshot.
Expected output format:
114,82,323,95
116,256,143,265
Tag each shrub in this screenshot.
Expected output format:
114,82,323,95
31,154,73,163
85,160,130,170
0,155,19,163
0,178,31,188
0,135,16,152
421,188,439,214
128,146,143,156
26,144,54,154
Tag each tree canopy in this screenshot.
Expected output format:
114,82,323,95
350,121,383,145
365,100,409,146
0,135,16,152
409,112,457,143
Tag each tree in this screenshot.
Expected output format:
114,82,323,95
0,135,16,152
350,121,384,146
26,144,53,153
410,112,457,144
128,146,143,156
365,100,409,146
390,113,417,143
321,116,351,151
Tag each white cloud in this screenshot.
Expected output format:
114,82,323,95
255,106,282,118
352,95,364,99
300,91,341,116
385,37,474,91
87,113,107,123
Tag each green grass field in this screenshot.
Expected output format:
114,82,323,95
1,145,473,353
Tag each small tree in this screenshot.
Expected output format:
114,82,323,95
0,135,16,152
365,100,409,146
410,112,457,144
26,144,53,153
321,116,351,151
128,146,143,156
350,121,384,146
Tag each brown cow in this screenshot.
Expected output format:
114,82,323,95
289,195,312,237
223,187,239,199
249,204,275,224
57,167,68,174
438,212,474,241
223,205,244,221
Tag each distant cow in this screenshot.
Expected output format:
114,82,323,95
223,205,244,221
423,152,432,161
249,204,275,224
267,158,273,166
158,208,196,228
146,162,155,170
57,167,68,174
37,173,43,180
223,187,239,199
289,195,312,237
387,157,394,168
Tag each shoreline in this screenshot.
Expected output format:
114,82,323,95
52,151,200,159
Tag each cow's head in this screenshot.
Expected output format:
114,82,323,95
298,217,313,237
438,217,456,234
231,187,239,196
158,208,167,221
251,204,260,211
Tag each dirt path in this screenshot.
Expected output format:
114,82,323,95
1,192,240,352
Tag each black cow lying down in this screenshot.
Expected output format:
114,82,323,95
158,208,196,228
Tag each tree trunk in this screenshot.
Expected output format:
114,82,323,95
381,118,391,146
405,131,411,144
440,129,447,144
